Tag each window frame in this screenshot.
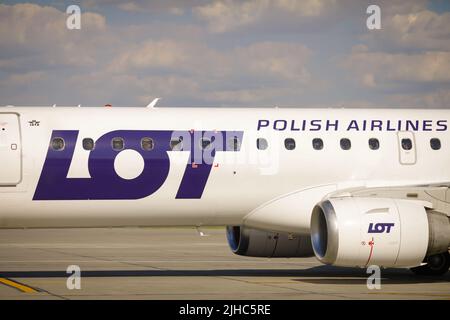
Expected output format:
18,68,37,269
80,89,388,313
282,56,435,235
170,136,184,151
284,138,296,150
111,137,125,151
51,137,65,151
340,138,352,151
312,138,324,150
430,138,441,150
141,137,154,151
368,138,380,150
200,138,212,150
228,136,240,151
82,138,95,151
256,138,268,150
401,138,413,151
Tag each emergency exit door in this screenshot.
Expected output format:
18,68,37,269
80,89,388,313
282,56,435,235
0,113,21,185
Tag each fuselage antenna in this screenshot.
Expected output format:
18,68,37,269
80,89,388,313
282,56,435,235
146,98,161,108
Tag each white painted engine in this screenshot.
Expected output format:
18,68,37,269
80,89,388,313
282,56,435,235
310,197,450,268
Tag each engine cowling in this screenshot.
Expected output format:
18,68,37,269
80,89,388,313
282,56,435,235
226,226,314,257
310,197,450,268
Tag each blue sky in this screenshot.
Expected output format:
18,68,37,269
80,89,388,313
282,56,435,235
0,0,449,108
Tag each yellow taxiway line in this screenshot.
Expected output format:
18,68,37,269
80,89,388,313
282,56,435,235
0,277,38,293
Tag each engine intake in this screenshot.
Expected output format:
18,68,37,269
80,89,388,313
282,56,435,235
311,197,450,268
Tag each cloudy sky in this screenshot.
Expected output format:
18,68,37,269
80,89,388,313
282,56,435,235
1,0,449,108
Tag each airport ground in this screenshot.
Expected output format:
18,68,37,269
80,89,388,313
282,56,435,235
0,227,448,300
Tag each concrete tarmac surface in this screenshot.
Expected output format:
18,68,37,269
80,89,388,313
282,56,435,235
0,227,448,300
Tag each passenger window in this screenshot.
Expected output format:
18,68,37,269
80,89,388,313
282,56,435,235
340,138,351,150
430,138,441,150
401,138,413,151
51,137,65,151
228,137,240,151
200,138,211,150
369,138,380,150
141,137,154,151
257,138,268,150
312,138,323,150
112,137,124,151
170,137,183,151
82,138,95,151
284,138,296,150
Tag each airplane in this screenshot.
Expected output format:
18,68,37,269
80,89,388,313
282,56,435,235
0,103,449,276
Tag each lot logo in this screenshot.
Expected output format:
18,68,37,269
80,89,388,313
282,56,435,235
368,223,395,234
33,130,243,200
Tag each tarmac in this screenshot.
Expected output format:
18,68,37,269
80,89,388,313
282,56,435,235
0,227,448,300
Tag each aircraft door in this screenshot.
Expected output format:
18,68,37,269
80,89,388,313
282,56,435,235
0,113,22,185
397,131,416,165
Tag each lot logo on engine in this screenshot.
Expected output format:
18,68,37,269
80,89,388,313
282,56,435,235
368,223,395,234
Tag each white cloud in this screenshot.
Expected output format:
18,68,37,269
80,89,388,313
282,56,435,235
372,0,428,15
0,71,46,87
0,1,448,108
233,42,311,81
363,10,450,51
389,89,450,108
192,0,430,34
109,40,311,82
193,0,337,33
343,49,450,86
203,87,305,105
0,3,108,70
84,0,207,14
109,40,186,71
29,32,312,106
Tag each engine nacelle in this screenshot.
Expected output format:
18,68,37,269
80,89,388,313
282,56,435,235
226,226,314,258
310,197,450,268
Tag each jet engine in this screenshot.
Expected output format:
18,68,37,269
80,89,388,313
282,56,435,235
226,225,314,258
310,197,450,268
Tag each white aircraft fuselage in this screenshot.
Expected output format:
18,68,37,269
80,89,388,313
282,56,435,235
1,106,449,272
0,107,449,228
